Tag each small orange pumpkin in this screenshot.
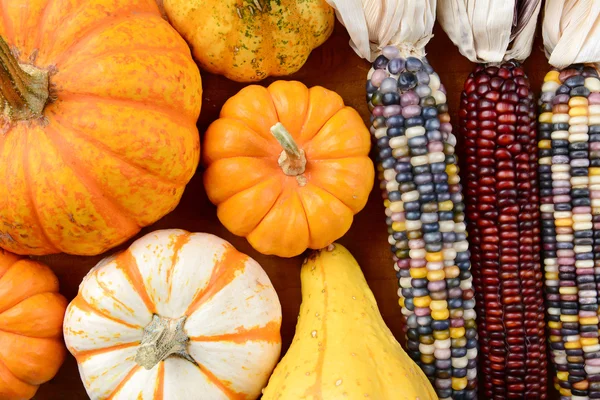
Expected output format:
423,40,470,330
0,249,67,400
0,0,202,256
203,81,374,257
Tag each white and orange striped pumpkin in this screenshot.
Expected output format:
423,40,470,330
63,229,282,400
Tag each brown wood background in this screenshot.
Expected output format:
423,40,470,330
32,21,554,400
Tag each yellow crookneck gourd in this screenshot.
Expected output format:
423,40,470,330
262,243,436,400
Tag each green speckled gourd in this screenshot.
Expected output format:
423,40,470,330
159,0,335,82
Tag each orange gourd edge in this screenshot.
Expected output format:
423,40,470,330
0,1,202,256
0,249,68,400
202,80,375,258
158,0,335,82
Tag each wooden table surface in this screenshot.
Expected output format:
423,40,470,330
33,20,555,400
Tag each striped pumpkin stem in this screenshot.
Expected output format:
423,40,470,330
367,46,478,399
539,64,600,400
459,61,547,399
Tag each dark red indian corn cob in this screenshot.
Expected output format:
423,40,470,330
459,61,547,399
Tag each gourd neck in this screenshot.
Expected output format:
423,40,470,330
270,122,307,186
134,315,195,370
0,35,49,123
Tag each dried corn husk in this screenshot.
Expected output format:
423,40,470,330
324,0,436,61
437,0,541,63
542,0,600,69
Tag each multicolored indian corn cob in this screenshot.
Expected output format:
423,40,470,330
459,61,547,399
367,46,478,399
539,64,600,400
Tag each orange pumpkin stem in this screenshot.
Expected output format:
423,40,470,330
270,122,307,182
0,36,49,124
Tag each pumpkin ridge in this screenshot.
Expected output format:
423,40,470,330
189,319,281,344
244,184,285,239
70,341,140,364
0,5,15,44
293,187,313,244
166,232,191,303
70,295,143,331
303,252,327,398
92,269,137,317
114,250,157,315
0,355,36,398
55,92,199,133
23,131,59,253
42,123,142,234
33,0,57,53
194,362,246,400
58,45,191,77
106,364,142,400
49,111,190,187
153,362,165,400
52,10,162,67
184,244,247,317
303,157,372,211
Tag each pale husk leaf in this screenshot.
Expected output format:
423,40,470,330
542,0,600,68
437,0,541,63
325,0,436,61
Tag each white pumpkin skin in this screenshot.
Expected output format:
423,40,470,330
63,229,282,400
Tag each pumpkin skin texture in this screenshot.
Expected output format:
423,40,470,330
203,81,374,258
159,0,334,82
0,0,202,256
262,244,437,400
63,229,282,400
0,249,68,400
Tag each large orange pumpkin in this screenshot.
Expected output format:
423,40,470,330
0,249,68,399
203,81,374,257
0,0,202,256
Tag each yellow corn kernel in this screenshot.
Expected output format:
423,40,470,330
432,309,450,320
548,321,562,329
557,371,569,381
391,221,406,232
414,296,431,308
569,106,588,117
539,112,553,123
581,337,599,346
538,139,552,149
559,287,578,295
565,341,582,349
426,252,443,262
398,297,405,307
420,354,434,364
383,199,391,208
427,270,445,281
555,218,573,227
450,327,465,339
549,335,562,342
430,300,448,311
569,97,589,107
580,317,599,325
439,200,453,211
444,265,460,278
410,267,428,279
452,377,468,391
545,272,559,280
446,164,458,176
560,314,579,322
590,168,600,176
433,330,450,340
560,388,572,396
545,70,560,82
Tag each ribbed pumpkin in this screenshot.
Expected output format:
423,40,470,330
0,0,202,256
0,249,68,400
63,229,282,400
202,81,374,258
159,0,334,82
